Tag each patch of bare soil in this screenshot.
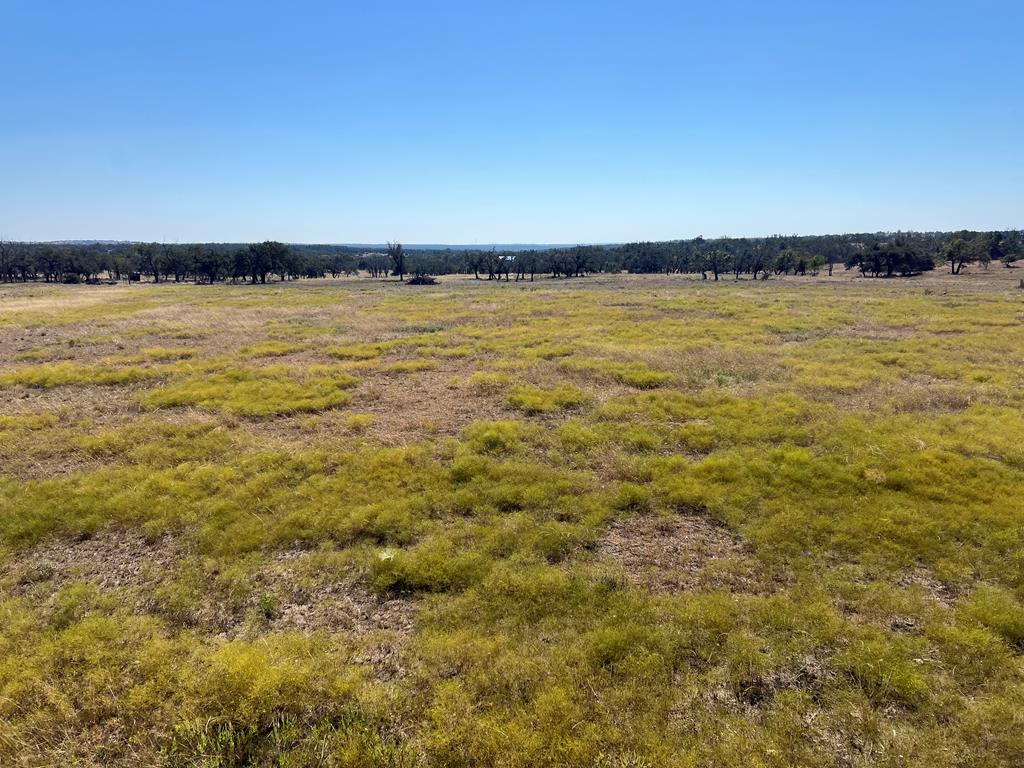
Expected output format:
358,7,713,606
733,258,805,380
598,512,771,594
688,652,834,711
353,368,516,444
837,374,979,415
4,529,178,600
0,326,84,371
253,550,415,632
237,549,417,679
832,324,917,341
896,568,957,608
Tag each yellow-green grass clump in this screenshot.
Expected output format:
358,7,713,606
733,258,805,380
140,365,358,416
560,356,673,388
238,340,305,358
465,371,513,393
507,383,589,414
138,346,196,361
0,360,162,388
344,413,375,432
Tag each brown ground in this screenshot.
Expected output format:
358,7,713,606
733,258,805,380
597,511,774,594
5,529,178,595
1,530,418,678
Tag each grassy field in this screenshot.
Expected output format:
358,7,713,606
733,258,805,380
1,270,1023,767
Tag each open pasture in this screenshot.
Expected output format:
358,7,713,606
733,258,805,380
1,270,1023,766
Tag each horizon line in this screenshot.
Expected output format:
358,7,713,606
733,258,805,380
6,226,1022,250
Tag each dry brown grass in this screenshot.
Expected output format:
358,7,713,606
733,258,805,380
597,512,781,595
3,529,179,596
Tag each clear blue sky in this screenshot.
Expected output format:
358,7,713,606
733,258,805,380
1,0,1021,243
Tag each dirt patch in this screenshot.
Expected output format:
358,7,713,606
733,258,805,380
834,374,979,415
598,512,770,594
896,567,957,608
353,367,516,444
833,324,917,341
251,549,415,635
4,529,179,598
235,549,418,679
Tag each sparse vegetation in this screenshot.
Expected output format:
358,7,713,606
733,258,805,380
2,270,1024,767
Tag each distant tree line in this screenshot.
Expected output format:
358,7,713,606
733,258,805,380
0,241,365,284
0,231,1020,284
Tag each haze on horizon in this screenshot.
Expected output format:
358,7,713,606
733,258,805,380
2,1,1022,244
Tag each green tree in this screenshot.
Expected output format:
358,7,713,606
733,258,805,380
705,249,729,280
944,238,971,274
247,241,290,283
387,242,406,281
194,246,231,284
136,242,163,282
1001,235,1021,267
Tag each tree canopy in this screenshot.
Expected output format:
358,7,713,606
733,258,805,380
0,230,1019,284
